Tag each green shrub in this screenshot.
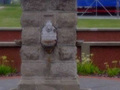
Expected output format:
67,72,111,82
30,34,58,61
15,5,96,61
0,55,16,75
77,54,120,77
106,68,120,77
77,53,101,75
0,65,16,75
77,62,101,75
104,61,120,77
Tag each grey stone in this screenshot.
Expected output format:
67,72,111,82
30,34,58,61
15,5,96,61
56,13,77,28
39,46,77,62
36,84,80,90
51,62,77,77
21,0,48,11
15,0,80,90
80,89,92,90
21,12,39,27
57,28,76,45
18,84,36,90
59,46,77,60
22,27,40,45
21,46,39,60
11,88,17,90
38,12,57,28
50,0,76,11
21,0,76,11
21,62,48,76
16,77,81,90
21,61,77,77
35,85,56,90
39,46,59,61
16,78,36,90
60,84,80,90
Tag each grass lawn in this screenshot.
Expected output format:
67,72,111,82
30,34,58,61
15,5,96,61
0,5,120,28
77,19,120,28
0,5,22,27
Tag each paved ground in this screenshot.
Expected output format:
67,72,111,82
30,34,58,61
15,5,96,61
0,76,120,90
80,76,120,90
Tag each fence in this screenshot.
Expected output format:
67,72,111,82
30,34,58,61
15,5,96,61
0,28,120,71
77,0,120,18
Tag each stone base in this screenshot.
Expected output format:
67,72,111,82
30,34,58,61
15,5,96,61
80,89,92,90
11,88,17,90
12,77,83,90
11,88,91,90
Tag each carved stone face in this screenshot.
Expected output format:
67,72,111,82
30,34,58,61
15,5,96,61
45,21,54,32
41,21,57,47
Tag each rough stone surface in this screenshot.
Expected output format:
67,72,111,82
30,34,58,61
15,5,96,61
17,77,80,90
14,0,80,90
51,62,77,77
59,46,77,60
50,0,76,11
57,28,76,45
21,46,39,60
56,13,77,28
22,27,40,45
39,13,57,27
21,12,39,27
18,84,36,90
11,88,17,90
21,62,48,76
21,0,76,11
21,61,77,77
21,0,48,11
39,46,59,61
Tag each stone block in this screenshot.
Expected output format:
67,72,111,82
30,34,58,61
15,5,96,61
36,84,80,90
21,0,76,11
51,62,77,77
35,85,56,90
60,84,80,90
57,28,76,45
21,46,39,60
38,12,57,28
21,12,39,27
50,0,76,11
21,62,47,76
56,13,77,28
56,13,76,28
15,0,80,90
17,78,36,90
59,46,76,60
10,88,17,90
18,84,36,90
22,27,40,45
21,0,48,11
17,77,81,90
39,46,60,61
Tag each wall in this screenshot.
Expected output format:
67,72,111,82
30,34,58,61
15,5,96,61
0,28,120,71
77,28,120,70
0,28,21,72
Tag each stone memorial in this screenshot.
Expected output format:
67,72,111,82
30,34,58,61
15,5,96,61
12,0,81,90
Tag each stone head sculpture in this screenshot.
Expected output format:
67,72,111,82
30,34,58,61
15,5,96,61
41,21,57,54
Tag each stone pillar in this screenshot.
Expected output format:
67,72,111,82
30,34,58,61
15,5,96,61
13,0,81,90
